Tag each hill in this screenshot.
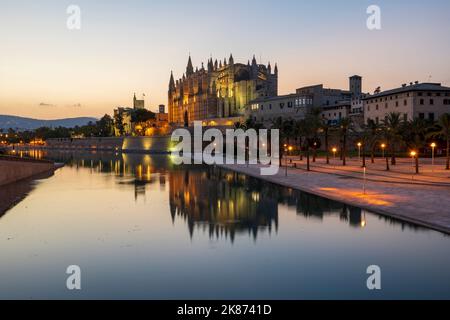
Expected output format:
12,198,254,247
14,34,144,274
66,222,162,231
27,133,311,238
0,115,98,131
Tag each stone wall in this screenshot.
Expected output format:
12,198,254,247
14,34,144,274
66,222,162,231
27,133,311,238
0,157,55,187
45,136,174,154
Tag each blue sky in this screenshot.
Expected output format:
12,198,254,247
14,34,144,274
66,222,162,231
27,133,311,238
1,0,449,118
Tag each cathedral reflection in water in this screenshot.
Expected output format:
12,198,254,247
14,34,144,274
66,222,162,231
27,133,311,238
7,150,375,241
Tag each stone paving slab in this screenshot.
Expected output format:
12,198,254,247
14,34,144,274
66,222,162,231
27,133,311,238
218,162,450,235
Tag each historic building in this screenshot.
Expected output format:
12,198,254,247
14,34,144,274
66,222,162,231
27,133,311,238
168,54,278,126
363,82,450,124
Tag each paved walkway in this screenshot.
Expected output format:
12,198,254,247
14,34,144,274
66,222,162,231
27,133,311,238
218,157,450,234
287,157,450,187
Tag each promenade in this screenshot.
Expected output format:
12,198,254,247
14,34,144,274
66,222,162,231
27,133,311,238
219,156,450,234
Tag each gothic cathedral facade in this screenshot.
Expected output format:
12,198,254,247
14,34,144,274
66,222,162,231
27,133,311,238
168,55,278,126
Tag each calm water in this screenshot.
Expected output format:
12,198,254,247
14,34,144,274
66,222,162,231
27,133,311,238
0,150,449,299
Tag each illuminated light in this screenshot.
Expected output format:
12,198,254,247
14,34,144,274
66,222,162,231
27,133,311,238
361,220,367,228
357,142,362,147
410,151,417,157
431,143,436,148
381,144,386,149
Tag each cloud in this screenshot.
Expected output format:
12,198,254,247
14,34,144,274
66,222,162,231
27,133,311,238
39,102,56,107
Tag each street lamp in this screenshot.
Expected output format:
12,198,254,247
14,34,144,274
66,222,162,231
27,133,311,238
357,142,362,162
431,142,436,170
410,151,417,176
332,147,337,160
381,143,386,158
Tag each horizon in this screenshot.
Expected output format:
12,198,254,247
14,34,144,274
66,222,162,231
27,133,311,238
1,0,450,120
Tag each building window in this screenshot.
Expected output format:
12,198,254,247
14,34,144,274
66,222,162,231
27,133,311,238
420,99,424,105
376,105,379,110
418,92,423,97
288,101,293,108
404,100,407,106
429,113,435,121
444,99,450,105
385,103,388,109
367,106,370,111
395,101,399,107
280,103,285,109
430,99,434,105
269,104,272,109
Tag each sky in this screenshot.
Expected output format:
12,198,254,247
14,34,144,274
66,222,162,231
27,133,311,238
0,0,449,120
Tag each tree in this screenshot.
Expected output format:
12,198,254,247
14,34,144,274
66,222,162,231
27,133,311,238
339,118,352,166
114,112,125,136
132,109,156,123
382,112,404,165
364,119,382,164
431,113,450,170
96,114,114,137
319,120,331,164
403,118,429,174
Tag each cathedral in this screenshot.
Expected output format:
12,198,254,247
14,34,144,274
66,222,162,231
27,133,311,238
168,54,278,126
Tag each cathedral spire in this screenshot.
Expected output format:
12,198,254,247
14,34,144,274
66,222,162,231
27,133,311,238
186,55,194,76
274,63,278,74
169,71,175,91
229,54,234,65
252,54,257,66
268,62,272,74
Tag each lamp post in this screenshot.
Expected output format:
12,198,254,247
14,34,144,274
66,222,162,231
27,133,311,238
357,142,362,162
381,143,386,159
332,147,337,160
410,151,417,177
284,146,288,177
431,142,436,170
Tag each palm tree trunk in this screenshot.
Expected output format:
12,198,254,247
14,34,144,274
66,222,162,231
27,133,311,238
415,154,419,174
447,136,450,170
299,137,303,161
325,132,330,164
391,145,396,165
371,145,375,164
342,134,347,166
306,147,310,171
362,146,366,168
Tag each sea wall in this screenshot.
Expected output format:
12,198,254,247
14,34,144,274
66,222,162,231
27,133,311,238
45,136,175,154
0,157,56,187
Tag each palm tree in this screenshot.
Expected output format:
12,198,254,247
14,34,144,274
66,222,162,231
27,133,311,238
339,118,352,166
364,119,382,163
382,112,404,165
271,117,295,168
294,120,305,161
430,113,450,170
403,118,430,174
320,120,331,164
